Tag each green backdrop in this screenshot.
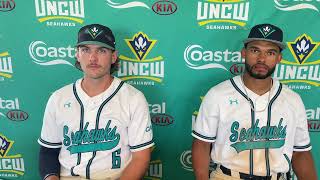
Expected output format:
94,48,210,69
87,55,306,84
0,0,319,179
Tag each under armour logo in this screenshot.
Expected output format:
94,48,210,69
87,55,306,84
64,102,71,108
229,99,239,105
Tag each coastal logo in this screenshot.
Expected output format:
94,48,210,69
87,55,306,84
184,44,243,71
0,134,25,178
117,32,164,86
0,51,13,81
29,41,76,67
106,0,177,15
307,107,320,132
0,0,15,12
273,34,320,90
149,102,174,126
274,0,320,12
180,150,192,171
197,0,250,30
230,119,287,153
35,0,85,27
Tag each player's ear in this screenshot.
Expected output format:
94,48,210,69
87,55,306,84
111,50,118,64
276,53,282,63
241,48,246,58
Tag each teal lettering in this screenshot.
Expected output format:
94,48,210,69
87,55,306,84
229,121,239,142
81,122,90,143
63,126,71,146
239,128,246,141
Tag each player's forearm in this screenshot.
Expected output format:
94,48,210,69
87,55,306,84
120,148,151,180
192,139,211,180
292,151,317,180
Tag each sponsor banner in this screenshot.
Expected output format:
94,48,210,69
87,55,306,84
118,32,165,86
196,0,250,30
0,51,13,81
106,0,177,15
274,34,320,90
29,40,76,67
34,0,85,27
0,134,25,178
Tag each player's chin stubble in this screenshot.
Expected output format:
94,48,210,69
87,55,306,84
245,62,276,79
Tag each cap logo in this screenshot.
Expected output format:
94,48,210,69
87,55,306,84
258,26,275,38
86,26,103,39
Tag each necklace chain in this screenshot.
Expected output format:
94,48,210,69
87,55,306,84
240,76,273,112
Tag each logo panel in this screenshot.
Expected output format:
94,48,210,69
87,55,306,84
118,32,165,86
197,0,250,30
35,0,85,27
273,34,320,90
0,134,25,178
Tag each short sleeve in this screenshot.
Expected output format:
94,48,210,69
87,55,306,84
38,93,62,148
293,96,311,151
128,92,154,152
192,88,220,143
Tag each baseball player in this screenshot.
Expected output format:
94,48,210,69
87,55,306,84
38,24,154,180
192,24,317,180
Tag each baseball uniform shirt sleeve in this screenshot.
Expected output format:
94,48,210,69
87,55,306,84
128,92,154,152
38,93,62,148
293,96,312,151
192,88,219,143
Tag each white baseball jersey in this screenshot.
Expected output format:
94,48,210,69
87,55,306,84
192,75,311,176
38,77,154,179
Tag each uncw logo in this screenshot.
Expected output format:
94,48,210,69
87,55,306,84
117,32,164,85
229,119,287,153
0,134,25,178
63,120,120,154
35,0,85,26
197,0,250,30
274,34,320,88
